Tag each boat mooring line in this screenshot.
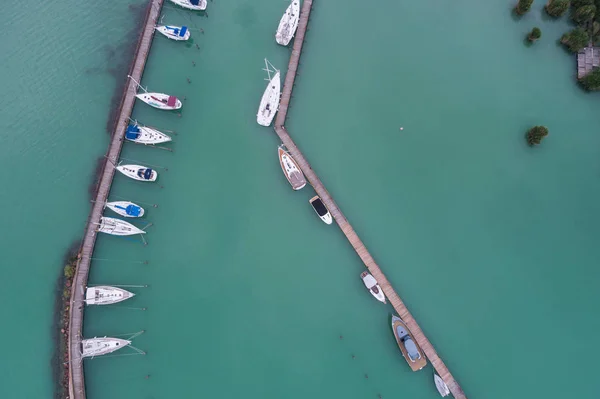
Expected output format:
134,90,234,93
110,195,159,208
89,284,149,288
113,306,148,311
118,157,169,170
90,258,147,264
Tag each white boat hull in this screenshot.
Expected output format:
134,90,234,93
257,70,281,126
156,25,191,41
310,196,333,225
278,146,306,190
126,124,172,145
434,374,450,397
105,201,145,218
116,165,158,182
135,92,182,110
360,272,386,303
168,0,207,10
98,217,146,236
82,337,131,358
86,286,135,305
276,0,300,46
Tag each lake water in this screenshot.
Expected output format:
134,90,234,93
1,0,599,398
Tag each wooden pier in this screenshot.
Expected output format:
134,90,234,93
274,1,467,398
577,46,600,79
67,1,164,398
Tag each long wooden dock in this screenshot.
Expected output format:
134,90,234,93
273,1,467,398
67,1,164,398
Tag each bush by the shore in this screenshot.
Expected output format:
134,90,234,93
515,0,534,14
561,27,589,52
528,27,542,42
526,126,549,146
572,4,596,24
579,68,600,89
545,0,570,17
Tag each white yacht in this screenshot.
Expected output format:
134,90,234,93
278,146,306,190
85,286,135,305
275,0,300,46
105,201,145,218
128,75,182,110
81,337,131,358
256,59,281,126
97,217,146,236
116,165,158,182
125,123,172,145
156,25,191,41
309,196,332,225
169,0,207,11
360,271,386,303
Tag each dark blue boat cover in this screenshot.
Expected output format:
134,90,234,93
179,26,188,37
143,169,153,180
126,124,141,140
126,204,142,217
190,0,199,5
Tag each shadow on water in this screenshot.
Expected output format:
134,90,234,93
88,155,109,201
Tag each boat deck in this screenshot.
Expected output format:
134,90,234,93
67,1,164,398
273,0,467,398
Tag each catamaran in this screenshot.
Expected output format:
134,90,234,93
360,271,386,303
105,201,145,218
391,315,427,371
128,75,182,110
125,123,172,145
278,146,306,190
97,217,146,236
116,165,158,182
256,59,281,126
169,0,207,11
81,337,131,358
85,286,135,305
275,0,300,46
156,25,191,41
309,196,332,225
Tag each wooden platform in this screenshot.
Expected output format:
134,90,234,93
577,47,600,79
273,1,467,398
67,1,164,398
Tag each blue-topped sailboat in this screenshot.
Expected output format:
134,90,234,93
125,123,172,145
105,201,145,218
169,0,207,11
156,25,191,41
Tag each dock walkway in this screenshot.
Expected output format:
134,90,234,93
577,46,600,79
67,1,164,398
273,1,467,398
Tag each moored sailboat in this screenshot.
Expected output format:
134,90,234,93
391,315,427,371
168,0,207,11
85,286,135,305
128,75,182,110
278,146,306,190
275,0,300,46
81,337,131,358
116,165,158,182
97,217,146,236
155,25,190,41
256,59,281,126
125,123,172,145
105,201,145,218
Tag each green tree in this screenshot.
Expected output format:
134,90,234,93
579,68,600,89
545,0,570,17
64,264,75,278
515,0,534,14
526,126,549,146
572,4,596,24
571,0,593,7
528,27,542,41
561,27,590,52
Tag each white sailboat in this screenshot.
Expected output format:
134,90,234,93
105,201,145,218
434,373,450,397
360,271,386,303
85,286,135,305
125,123,172,145
128,75,182,110
275,0,300,46
256,59,281,127
81,337,131,358
97,217,146,236
116,165,158,182
168,0,207,11
155,25,191,41
278,146,306,190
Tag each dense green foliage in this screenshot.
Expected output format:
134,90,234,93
516,0,534,14
545,0,570,17
571,0,593,7
526,126,549,146
529,27,542,41
561,28,590,51
579,67,600,89
64,264,75,278
573,4,596,23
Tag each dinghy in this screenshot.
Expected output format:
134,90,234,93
85,286,135,305
81,337,131,358
169,0,207,11
97,217,146,236
309,196,332,225
125,123,172,145
128,75,182,110
360,271,386,303
275,0,300,46
391,315,427,371
116,165,158,182
278,146,306,190
156,25,191,41
256,59,281,126
434,373,450,397
105,201,145,218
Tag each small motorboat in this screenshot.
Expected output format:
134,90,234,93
434,373,450,397
125,123,172,145
278,146,306,190
85,286,135,305
81,337,131,358
309,196,332,225
155,25,191,41
391,315,427,371
275,0,300,46
360,271,386,303
105,201,145,218
97,217,146,236
168,0,207,11
128,75,182,110
116,165,157,182
257,59,281,126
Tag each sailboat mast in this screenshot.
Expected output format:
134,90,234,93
127,75,147,93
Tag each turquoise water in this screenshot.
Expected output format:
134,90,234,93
1,0,600,398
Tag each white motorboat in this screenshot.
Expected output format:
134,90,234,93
155,25,191,41
105,201,145,218
169,0,207,11
97,217,146,236
81,337,131,358
116,165,158,182
309,196,332,225
434,373,450,397
85,286,135,305
278,146,306,190
256,59,281,126
391,315,427,371
128,75,182,110
125,123,172,145
360,271,386,303
275,0,300,46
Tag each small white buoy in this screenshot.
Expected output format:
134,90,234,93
399,127,404,131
